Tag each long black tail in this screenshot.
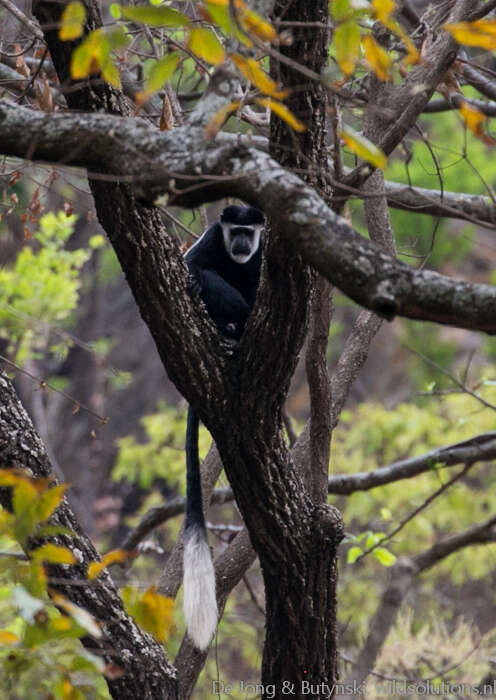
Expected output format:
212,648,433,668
183,405,218,650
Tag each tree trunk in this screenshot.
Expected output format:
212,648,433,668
208,0,344,693
0,373,177,699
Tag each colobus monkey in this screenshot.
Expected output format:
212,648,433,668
182,205,265,650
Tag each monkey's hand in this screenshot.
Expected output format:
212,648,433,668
225,323,238,337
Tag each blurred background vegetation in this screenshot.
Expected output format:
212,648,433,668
1,0,496,697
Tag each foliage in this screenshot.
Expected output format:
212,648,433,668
0,212,101,365
0,469,175,696
112,404,211,489
334,385,496,644
0,470,109,699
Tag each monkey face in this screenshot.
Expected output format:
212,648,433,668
221,224,263,264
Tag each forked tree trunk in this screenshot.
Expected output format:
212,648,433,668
32,0,343,696
207,0,344,693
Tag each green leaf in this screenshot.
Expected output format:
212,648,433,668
59,1,86,41
145,52,181,93
340,125,387,169
31,544,76,565
334,20,361,76
331,0,352,21
347,546,363,563
106,26,130,51
109,3,121,19
120,5,189,27
380,507,392,520
373,547,397,567
189,27,226,65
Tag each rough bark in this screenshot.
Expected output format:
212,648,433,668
0,373,177,700
1,101,494,334
228,1,344,694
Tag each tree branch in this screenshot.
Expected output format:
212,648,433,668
328,432,496,495
338,513,496,694
0,373,176,699
121,432,496,549
0,102,494,334
0,0,44,40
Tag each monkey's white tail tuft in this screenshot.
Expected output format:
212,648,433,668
183,524,218,650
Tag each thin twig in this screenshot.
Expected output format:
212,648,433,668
353,463,473,564
0,354,109,424
0,0,44,41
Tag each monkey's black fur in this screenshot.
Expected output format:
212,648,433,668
181,205,265,649
185,205,264,339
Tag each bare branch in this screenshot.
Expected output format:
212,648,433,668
378,178,496,227
328,432,496,495
461,61,496,102
338,0,473,197
339,513,496,694
353,463,472,564
0,0,44,40
305,276,333,502
0,102,494,334
122,432,496,550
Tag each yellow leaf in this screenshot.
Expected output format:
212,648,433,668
59,2,86,41
444,19,496,51
458,100,495,144
0,630,19,645
0,469,43,489
88,549,133,580
459,100,486,133
101,59,121,88
231,54,288,98
340,126,387,169
401,32,420,65
121,585,174,643
60,678,84,700
140,587,174,643
240,9,277,42
362,35,393,81
31,544,76,565
205,100,240,139
36,484,68,523
371,0,396,24
204,2,252,47
256,97,306,132
51,616,73,631
189,27,226,66
334,20,361,76
371,0,419,65
70,29,121,87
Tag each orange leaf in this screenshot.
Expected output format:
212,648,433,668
362,35,393,81
231,54,288,98
458,100,496,145
88,549,134,580
205,100,240,139
255,97,305,132
444,19,496,51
